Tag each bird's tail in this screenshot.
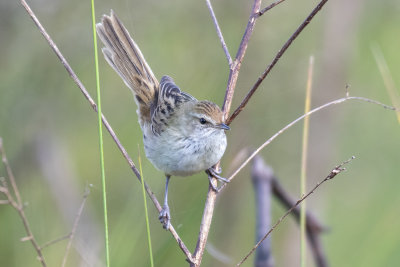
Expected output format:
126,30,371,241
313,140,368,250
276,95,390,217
96,10,158,123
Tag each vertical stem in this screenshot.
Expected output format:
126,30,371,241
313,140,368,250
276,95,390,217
300,56,314,267
90,1,110,266
192,183,218,266
222,0,262,118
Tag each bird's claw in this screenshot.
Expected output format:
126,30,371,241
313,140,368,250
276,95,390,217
159,205,171,230
206,168,229,192
207,168,230,183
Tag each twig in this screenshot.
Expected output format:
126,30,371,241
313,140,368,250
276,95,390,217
227,0,329,125
40,234,71,250
0,138,22,205
221,95,395,187
251,154,328,267
19,0,193,262
61,186,91,267
237,156,355,266
271,176,328,267
206,0,232,66
258,0,288,16
222,0,262,118
0,138,47,267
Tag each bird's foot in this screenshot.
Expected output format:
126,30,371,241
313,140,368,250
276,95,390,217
206,168,230,192
207,168,230,183
159,204,171,230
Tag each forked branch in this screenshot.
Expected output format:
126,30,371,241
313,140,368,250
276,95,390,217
227,0,329,124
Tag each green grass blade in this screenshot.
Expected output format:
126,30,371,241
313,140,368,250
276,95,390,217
300,55,314,267
90,2,110,266
138,145,154,267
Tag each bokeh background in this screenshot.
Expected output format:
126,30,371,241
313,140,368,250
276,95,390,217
1,0,399,266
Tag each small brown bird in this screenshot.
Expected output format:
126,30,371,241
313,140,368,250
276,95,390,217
96,11,229,230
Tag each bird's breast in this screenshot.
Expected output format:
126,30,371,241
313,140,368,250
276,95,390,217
142,126,227,176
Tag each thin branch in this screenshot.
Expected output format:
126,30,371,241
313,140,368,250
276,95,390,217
206,0,232,66
227,0,329,125
19,0,193,262
0,138,47,267
40,234,71,250
271,176,328,267
237,156,355,266
220,95,395,188
0,138,22,205
222,0,262,118
258,0,288,16
61,186,91,267
191,180,219,266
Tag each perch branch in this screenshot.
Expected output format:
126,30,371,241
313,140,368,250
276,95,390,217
206,0,232,66
0,138,47,267
19,0,193,262
190,1,262,266
227,0,329,125
237,156,355,266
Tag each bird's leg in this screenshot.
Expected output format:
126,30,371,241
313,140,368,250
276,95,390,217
159,175,171,230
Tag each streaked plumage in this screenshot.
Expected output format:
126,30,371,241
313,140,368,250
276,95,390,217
96,11,229,229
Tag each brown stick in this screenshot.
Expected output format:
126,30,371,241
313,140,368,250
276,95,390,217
0,138,47,267
227,0,329,125
237,156,355,266
19,0,193,262
222,0,262,118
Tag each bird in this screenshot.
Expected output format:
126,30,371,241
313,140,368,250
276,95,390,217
96,10,229,230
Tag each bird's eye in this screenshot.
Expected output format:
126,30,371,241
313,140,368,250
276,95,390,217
199,118,207,125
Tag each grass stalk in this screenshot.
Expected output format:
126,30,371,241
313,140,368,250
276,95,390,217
90,2,110,266
300,55,314,267
371,43,400,124
138,146,154,267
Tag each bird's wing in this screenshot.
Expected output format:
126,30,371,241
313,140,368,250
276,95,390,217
150,76,195,135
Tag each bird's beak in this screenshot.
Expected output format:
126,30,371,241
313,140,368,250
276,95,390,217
217,123,230,130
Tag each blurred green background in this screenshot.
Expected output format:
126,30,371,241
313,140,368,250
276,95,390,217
1,0,399,266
